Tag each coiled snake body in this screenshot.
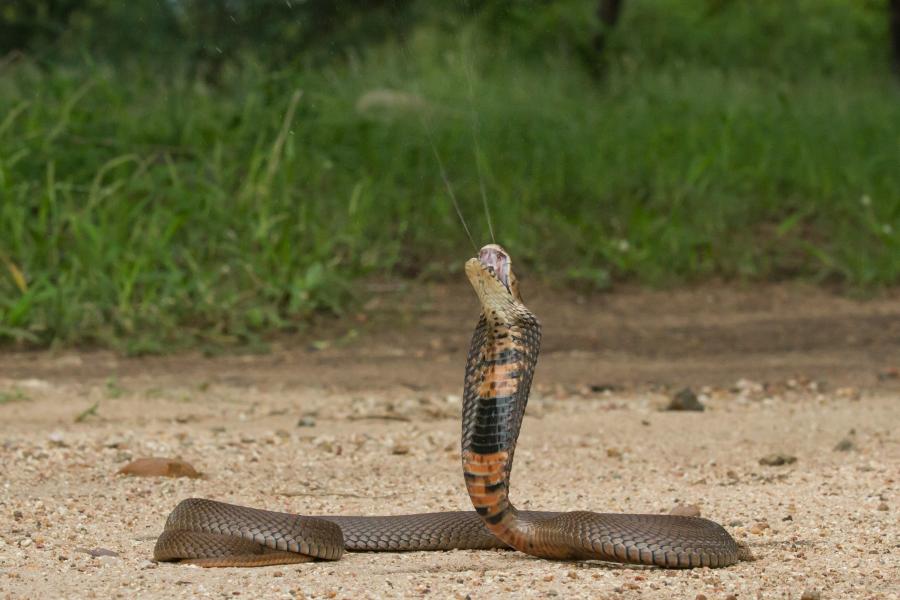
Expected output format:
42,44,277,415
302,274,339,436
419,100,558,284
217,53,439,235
155,245,747,568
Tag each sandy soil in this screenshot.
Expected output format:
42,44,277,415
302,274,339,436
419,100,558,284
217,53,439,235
1,282,898,599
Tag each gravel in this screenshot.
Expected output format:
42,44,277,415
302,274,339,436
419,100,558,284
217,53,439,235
1,370,897,599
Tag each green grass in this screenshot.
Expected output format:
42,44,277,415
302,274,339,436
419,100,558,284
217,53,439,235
1,0,899,350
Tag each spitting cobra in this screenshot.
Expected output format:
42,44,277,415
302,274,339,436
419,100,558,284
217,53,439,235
154,244,748,568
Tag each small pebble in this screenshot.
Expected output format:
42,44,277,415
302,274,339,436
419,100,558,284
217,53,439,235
833,438,855,452
589,383,621,393
76,547,120,558
759,453,797,466
297,416,316,427
877,503,888,511
876,367,898,381
665,388,705,412
749,522,771,535
117,457,202,478
800,590,821,600
48,431,67,447
392,444,410,455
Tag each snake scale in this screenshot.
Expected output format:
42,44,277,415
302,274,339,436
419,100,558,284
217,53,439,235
154,244,748,568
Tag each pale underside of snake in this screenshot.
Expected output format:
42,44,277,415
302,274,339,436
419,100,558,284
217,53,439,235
154,244,750,568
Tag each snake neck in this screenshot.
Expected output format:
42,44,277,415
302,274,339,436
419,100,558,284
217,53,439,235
462,303,548,556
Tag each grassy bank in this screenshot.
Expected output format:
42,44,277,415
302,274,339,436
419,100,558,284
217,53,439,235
1,0,898,350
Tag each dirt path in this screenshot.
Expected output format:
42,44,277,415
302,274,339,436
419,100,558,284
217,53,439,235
1,283,898,599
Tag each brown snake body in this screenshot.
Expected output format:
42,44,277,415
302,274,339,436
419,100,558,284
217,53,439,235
154,245,748,568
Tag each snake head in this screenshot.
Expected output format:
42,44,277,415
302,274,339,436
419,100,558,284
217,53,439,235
466,244,523,306
478,244,512,290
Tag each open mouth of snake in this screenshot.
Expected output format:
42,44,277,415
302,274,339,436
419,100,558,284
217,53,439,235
478,244,511,291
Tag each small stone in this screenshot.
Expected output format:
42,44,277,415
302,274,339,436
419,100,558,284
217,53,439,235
833,438,855,452
117,457,202,478
606,448,622,459
759,453,797,466
48,431,67,447
733,378,763,394
877,367,898,380
835,387,860,400
800,590,821,600
665,388,705,412
877,503,888,511
543,574,553,582
12,510,23,521
749,522,771,535
297,416,316,427
669,504,702,517
139,560,157,569
695,595,708,600
76,547,120,558
272,571,283,577
567,570,577,579
392,444,410,455
589,383,622,393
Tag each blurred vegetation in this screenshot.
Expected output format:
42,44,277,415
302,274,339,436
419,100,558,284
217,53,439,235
1,0,898,351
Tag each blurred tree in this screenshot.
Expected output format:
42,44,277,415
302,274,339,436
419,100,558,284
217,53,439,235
0,0,91,53
591,0,899,78
163,0,418,79
1,0,421,74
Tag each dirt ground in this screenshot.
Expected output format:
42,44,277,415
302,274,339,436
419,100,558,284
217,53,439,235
1,282,898,599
